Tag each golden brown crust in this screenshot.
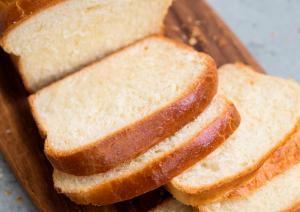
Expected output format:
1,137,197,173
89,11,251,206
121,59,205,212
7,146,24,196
0,0,172,38
0,0,66,37
57,101,241,205
28,36,218,176
284,202,300,212
167,122,300,206
167,168,258,206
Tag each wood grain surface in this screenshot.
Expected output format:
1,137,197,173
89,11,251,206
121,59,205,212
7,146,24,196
0,0,265,211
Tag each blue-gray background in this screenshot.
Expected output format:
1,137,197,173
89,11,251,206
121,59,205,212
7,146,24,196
0,1,299,211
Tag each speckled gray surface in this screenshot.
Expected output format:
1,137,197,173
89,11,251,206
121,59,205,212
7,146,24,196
0,154,37,212
208,0,300,82
0,1,299,211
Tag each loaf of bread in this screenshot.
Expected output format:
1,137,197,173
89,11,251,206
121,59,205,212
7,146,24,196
198,163,300,212
0,0,173,91
53,96,240,206
29,36,218,176
223,123,300,199
167,63,300,206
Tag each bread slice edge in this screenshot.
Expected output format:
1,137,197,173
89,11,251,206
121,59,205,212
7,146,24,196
198,163,300,212
28,36,218,176
166,121,300,206
53,97,240,205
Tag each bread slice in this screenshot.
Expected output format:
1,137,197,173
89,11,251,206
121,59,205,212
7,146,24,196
29,36,218,176
170,122,300,206
53,96,240,206
177,122,300,208
223,123,300,199
150,198,193,212
0,0,173,92
198,163,300,212
167,63,300,206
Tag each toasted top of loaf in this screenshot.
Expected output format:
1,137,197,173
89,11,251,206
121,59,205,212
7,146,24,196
199,163,300,212
169,64,300,198
53,96,240,206
1,0,173,91
150,198,193,212
29,36,217,175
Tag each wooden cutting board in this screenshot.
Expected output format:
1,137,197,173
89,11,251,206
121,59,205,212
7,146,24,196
0,0,265,211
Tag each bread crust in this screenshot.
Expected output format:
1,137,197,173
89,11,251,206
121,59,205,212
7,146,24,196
54,101,241,206
167,167,258,206
167,122,300,206
284,202,300,212
0,0,171,38
28,36,218,176
225,123,300,199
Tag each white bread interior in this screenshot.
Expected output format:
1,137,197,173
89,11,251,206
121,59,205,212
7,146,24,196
1,0,173,91
30,37,213,154
53,96,232,203
199,163,300,212
168,63,300,206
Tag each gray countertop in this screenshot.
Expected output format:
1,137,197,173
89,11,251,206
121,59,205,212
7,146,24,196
0,1,299,211
209,0,300,82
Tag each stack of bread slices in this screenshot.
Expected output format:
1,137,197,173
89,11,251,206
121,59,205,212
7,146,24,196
153,64,300,212
1,1,300,211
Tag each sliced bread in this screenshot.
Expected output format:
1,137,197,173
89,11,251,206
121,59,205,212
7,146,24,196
223,123,300,199
171,122,300,206
29,36,218,176
167,63,300,206
198,163,300,212
53,96,240,206
150,198,193,212
0,0,173,91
